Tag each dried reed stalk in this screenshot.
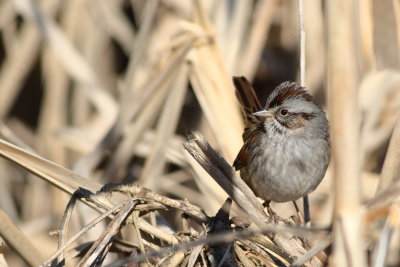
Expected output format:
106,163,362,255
327,0,366,265
0,209,45,266
1,1,400,266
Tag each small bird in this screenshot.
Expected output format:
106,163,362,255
233,77,330,204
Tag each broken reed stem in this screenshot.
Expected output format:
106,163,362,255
41,200,129,267
104,223,326,267
57,190,79,264
291,235,332,266
99,183,209,223
78,199,137,266
183,131,270,229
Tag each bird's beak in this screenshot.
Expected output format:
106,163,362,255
253,109,273,118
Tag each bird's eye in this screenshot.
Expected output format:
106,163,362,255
279,109,289,116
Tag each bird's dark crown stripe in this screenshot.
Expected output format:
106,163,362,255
267,82,313,108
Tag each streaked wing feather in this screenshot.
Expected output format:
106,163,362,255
233,76,263,141
233,128,263,170
233,76,262,117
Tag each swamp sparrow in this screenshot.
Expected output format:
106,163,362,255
233,77,330,203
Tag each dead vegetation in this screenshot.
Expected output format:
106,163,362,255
0,0,399,266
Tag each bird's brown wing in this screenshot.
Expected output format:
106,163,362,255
233,76,262,119
233,76,263,141
233,127,263,170
233,76,264,170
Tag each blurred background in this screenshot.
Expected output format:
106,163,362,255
0,0,399,266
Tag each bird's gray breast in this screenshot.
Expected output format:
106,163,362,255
241,126,328,202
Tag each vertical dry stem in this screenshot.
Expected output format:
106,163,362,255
298,0,306,87
327,0,366,266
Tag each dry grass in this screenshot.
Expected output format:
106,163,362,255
0,0,399,266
